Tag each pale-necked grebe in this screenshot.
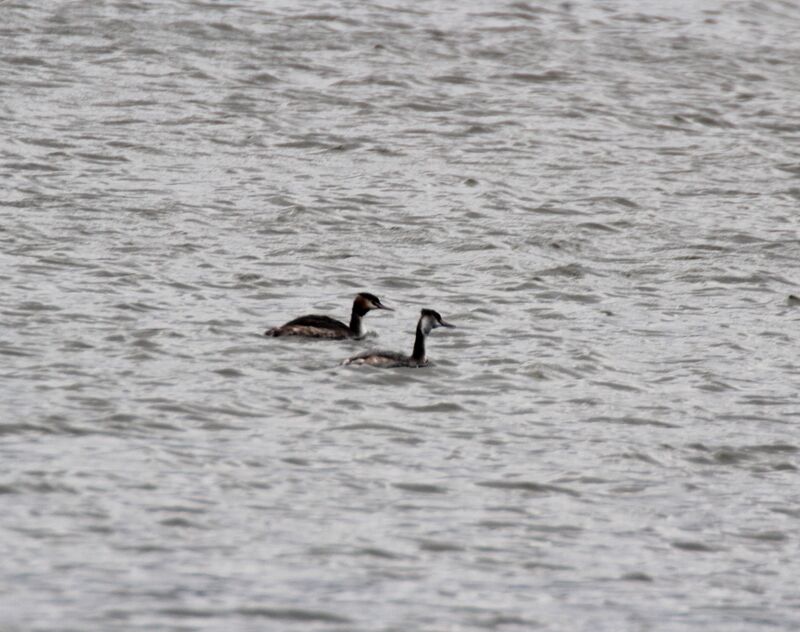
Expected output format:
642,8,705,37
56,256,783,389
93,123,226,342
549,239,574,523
265,292,393,339
342,308,455,367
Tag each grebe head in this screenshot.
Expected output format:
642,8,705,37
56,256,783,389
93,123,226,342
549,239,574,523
419,309,455,334
356,292,394,312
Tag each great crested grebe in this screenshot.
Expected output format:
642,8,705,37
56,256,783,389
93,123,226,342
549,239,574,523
265,292,393,339
342,309,455,367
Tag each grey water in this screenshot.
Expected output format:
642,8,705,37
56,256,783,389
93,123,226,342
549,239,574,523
2,0,800,630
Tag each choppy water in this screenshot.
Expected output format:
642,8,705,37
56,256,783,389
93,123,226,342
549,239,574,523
2,0,800,630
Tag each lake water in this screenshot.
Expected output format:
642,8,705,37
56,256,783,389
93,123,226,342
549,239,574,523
2,1,800,630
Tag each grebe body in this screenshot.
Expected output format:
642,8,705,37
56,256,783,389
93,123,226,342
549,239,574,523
342,309,454,367
265,293,392,339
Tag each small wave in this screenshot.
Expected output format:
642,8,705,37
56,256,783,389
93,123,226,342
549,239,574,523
244,72,280,84
356,547,402,559
477,480,580,496
159,517,201,529
390,401,465,413
4,161,61,172
214,367,244,377
113,302,163,312
236,607,350,623
3,55,48,66
535,263,587,278
588,416,678,429
329,422,414,434
671,540,720,553
432,74,474,84
577,222,620,233
737,530,787,542
418,539,464,552
502,70,569,83
621,572,654,582
393,482,448,494
402,101,454,112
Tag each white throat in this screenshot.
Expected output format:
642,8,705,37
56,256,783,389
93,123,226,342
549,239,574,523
354,318,366,338
420,315,436,336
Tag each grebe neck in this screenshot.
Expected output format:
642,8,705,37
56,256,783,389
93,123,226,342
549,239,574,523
412,323,427,364
349,302,368,338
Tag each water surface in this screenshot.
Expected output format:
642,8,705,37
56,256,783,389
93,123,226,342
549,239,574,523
2,1,800,630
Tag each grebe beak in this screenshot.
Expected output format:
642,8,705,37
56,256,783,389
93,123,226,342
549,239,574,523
378,303,394,311
439,320,455,328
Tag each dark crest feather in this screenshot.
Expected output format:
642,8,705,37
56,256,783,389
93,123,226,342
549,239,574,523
420,308,443,323
358,292,381,305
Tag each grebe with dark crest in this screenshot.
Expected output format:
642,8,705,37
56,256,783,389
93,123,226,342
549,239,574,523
342,309,455,367
265,293,392,339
